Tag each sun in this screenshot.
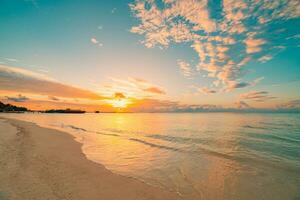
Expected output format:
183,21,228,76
110,99,129,108
107,92,131,109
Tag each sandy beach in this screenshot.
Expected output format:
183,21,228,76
0,117,181,200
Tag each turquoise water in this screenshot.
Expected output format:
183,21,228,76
2,113,300,200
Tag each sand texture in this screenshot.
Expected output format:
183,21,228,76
0,118,181,200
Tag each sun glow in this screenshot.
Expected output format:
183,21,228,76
110,99,129,108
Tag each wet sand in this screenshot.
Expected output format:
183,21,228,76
0,117,181,200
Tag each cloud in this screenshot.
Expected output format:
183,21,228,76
222,76,264,91
5,94,29,102
127,98,178,112
252,76,265,86
4,58,18,62
239,91,276,102
226,81,251,91
129,0,214,48
4,94,228,113
123,97,300,112
111,8,117,14
91,37,98,44
24,0,39,9
91,37,103,47
197,87,217,95
48,96,60,101
5,94,299,113
235,100,251,109
0,64,55,81
37,69,50,73
127,98,225,112
100,77,166,98
114,92,126,99
258,55,273,63
277,99,300,109
130,0,300,91
0,65,104,100
287,34,300,40
244,37,266,54
177,60,193,78
143,87,166,94
1,98,108,112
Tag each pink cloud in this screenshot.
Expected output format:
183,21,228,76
244,37,266,54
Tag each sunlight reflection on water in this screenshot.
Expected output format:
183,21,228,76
3,113,300,200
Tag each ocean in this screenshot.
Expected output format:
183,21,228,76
2,113,300,200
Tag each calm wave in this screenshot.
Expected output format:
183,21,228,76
2,113,300,200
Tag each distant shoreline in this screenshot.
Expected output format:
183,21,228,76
2,111,300,114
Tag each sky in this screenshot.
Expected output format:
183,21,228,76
0,0,300,112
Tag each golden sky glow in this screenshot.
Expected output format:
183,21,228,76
0,0,300,112
109,99,131,109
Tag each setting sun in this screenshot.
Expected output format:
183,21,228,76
110,99,129,108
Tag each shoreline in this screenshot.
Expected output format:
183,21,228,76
0,117,181,200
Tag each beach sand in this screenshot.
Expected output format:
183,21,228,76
0,118,181,200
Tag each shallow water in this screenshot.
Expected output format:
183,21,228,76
2,113,300,200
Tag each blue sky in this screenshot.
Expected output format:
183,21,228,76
0,0,300,112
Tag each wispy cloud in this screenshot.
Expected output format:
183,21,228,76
48,96,60,101
221,75,263,92
111,8,117,14
130,0,300,91
4,58,18,62
99,77,166,98
239,91,277,102
0,65,104,100
177,60,193,78
114,92,126,99
91,37,98,44
277,99,300,109
5,94,29,102
91,37,103,47
227,82,251,91
197,87,217,95
37,69,50,73
235,100,251,109
258,55,273,63
128,98,226,112
0,65,55,81
143,87,165,95
24,0,39,9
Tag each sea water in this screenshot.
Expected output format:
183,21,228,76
2,113,300,200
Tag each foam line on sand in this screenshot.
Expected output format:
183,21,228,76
0,117,181,200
